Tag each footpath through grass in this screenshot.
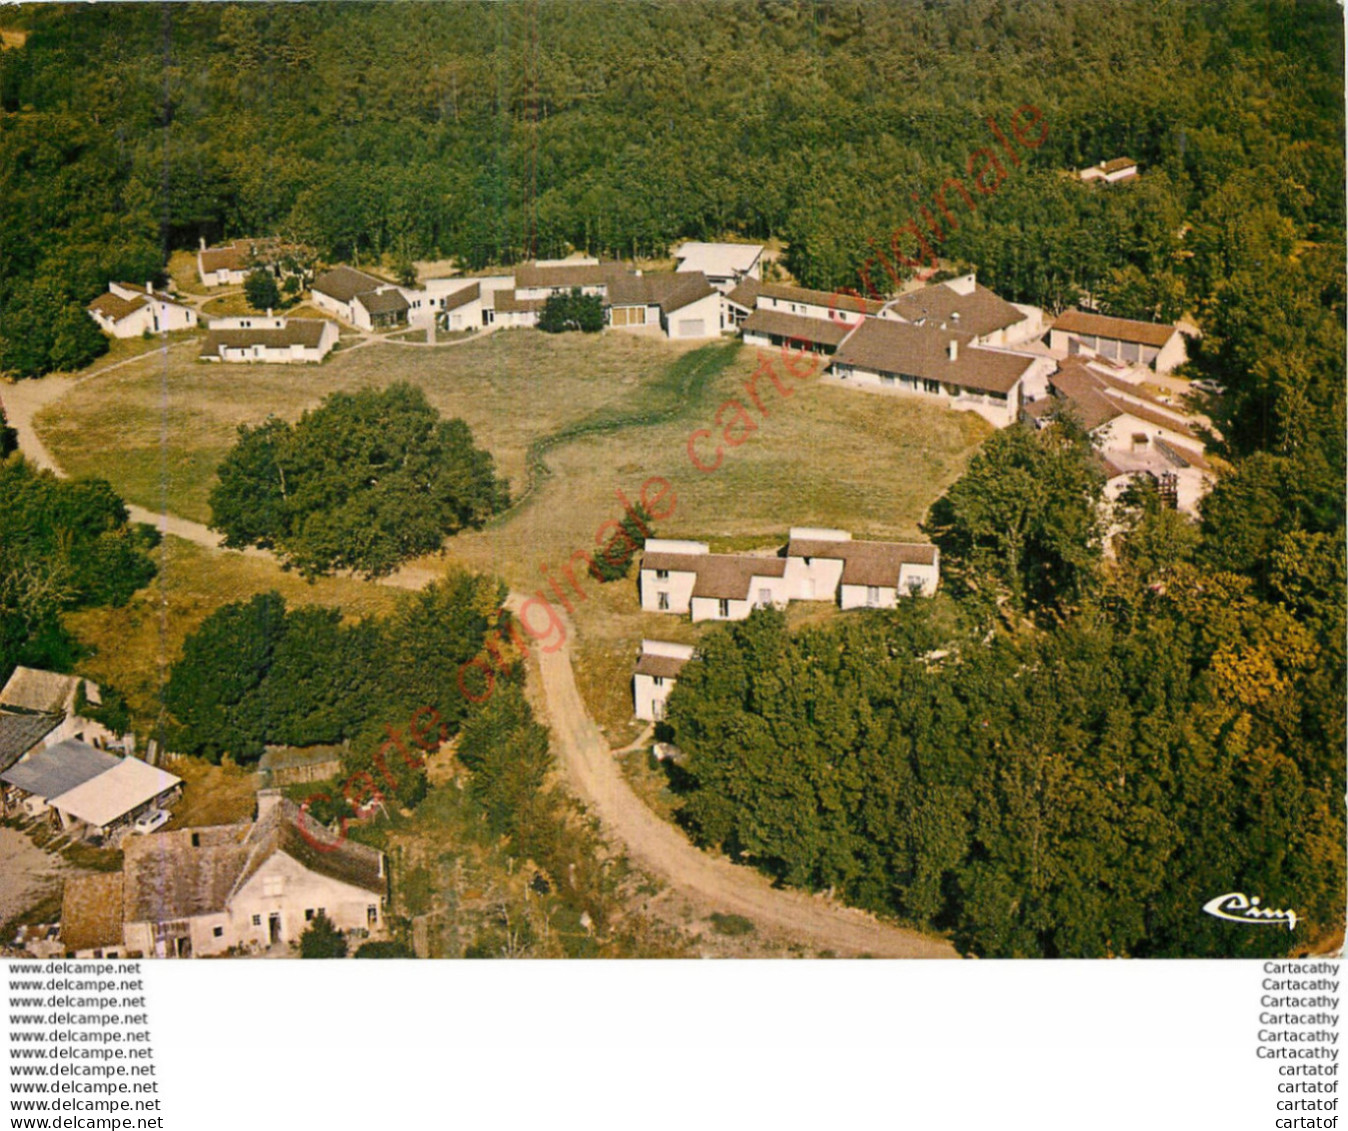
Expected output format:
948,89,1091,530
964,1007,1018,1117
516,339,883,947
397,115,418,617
496,340,742,524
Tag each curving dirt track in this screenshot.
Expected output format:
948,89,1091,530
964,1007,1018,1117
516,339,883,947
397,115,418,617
7,365,958,958
526,601,957,958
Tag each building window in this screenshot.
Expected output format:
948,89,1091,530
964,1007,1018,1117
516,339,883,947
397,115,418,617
305,909,315,922
368,906,379,926
657,592,670,611
252,915,262,927
263,877,282,897
656,569,669,580
718,599,730,618
212,926,224,938
653,676,664,688
867,586,881,607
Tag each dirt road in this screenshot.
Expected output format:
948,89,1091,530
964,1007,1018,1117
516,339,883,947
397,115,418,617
527,601,957,958
9,365,957,958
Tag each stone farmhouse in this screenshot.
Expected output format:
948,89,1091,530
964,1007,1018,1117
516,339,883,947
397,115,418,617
86,282,197,338
1049,309,1188,374
633,640,696,722
639,529,939,623
67,793,387,959
199,315,339,364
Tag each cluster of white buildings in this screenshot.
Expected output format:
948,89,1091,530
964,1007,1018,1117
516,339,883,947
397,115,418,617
639,528,939,625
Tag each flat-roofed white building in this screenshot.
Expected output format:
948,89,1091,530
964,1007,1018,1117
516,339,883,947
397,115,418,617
632,640,696,722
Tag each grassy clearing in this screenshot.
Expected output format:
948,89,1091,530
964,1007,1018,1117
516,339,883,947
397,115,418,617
408,342,989,743
167,249,219,296
37,329,704,526
164,756,258,828
46,329,988,750
65,535,402,727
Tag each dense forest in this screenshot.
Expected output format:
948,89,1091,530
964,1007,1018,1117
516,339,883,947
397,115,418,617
0,1,1340,957
1,0,1343,374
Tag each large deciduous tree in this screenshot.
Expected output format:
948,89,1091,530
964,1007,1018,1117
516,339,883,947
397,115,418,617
925,420,1106,617
208,384,507,577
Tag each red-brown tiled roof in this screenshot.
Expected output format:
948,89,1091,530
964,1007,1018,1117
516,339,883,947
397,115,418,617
1052,309,1177,349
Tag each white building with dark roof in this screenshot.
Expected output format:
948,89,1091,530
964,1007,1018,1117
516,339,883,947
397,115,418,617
633,640,696,722
87,282,197,338
1049,309,1188,374
830,317,1045,427
48,755,182,843
0,739,121,819
198,316,339,364
0,667,124,768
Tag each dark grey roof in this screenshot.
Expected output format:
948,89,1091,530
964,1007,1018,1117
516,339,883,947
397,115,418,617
0,739,119,800
0,713,62,774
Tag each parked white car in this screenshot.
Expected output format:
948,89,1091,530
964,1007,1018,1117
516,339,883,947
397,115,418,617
132,809,170,835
